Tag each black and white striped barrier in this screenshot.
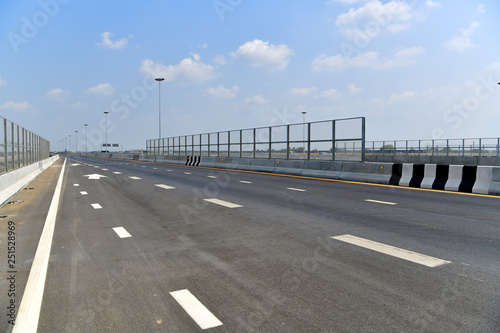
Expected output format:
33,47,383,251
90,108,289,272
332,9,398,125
389,163,497,194
186,156,201,166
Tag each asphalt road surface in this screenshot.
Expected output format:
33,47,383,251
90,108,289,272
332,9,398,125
1,155,499,332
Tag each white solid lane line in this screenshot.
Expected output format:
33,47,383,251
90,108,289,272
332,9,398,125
332,234,451,268
129,176,142,180
91,203,103,209
365,199,397,205
170,289,223,330
287,187,306,192
13,159,67,333
239,181,253,184
204,198,243,208
155,184,176,190
80,191,88,195
112,227,132,238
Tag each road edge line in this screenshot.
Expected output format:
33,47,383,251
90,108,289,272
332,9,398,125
13,158,67,333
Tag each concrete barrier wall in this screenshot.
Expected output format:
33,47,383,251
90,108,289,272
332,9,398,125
0,155,60,206
391,163,500,195
82,153,500,196
366,154,500,166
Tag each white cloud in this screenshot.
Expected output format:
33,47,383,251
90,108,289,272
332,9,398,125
335,1,414,39
290,87,317,96
327,0,370,4
312,47,423,72
45,88,67,103
425,0,441,8
477,4,485,14
0,76,6,86
87,83,114,95
46,88,64,95
231,39,294,72
140,54,216,84
0,101,32,111
317,89,342,99
347,83,363,94
244,95,267,105
214,55,226,65
388,91,415,104
206,84,239,98
377,46,424,68
444,21,480,52
485,62,500,71
96,32,130,49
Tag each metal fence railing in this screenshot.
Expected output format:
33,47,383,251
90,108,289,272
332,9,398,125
365,138,500,158
1,116,50,175
147,117,366,162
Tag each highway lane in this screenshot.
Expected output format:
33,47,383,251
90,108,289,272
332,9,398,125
2,155,499,332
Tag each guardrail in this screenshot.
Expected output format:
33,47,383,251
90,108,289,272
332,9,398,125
147,117,366,162
365,138,500,157
1,116,50,175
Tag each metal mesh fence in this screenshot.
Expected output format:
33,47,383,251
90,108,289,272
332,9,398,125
1,116,50,175
366,138,500,157
147,117,366,162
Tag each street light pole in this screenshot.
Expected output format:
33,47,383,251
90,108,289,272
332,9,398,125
69,135,71,152
155,77,165,155
75,131,78,154
104,112,109,153
84,124,88,154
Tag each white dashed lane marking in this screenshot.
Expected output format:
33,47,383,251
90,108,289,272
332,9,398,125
170,289,223,330
129,176,142,180
239,181,252,184
365,199,397,205
332,234,451,268
207,176,217,179
73,184,80,187
113,172,122,174
204,198,243,208
184,172,192,175
287,187,306,192
80,191,88,195
155,184,176,190
91,203,102,209
112,227,132,238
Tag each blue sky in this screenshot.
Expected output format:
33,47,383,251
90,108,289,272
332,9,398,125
1,0,499,151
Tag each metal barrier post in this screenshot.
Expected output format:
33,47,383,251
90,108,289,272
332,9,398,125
3,118,7,172
286,125,290,160
268,127,272,159
361,117,365,162
497,138,499,158
332,120,336,161
240,130,243,158
307,123,311,160
253,128,256,159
